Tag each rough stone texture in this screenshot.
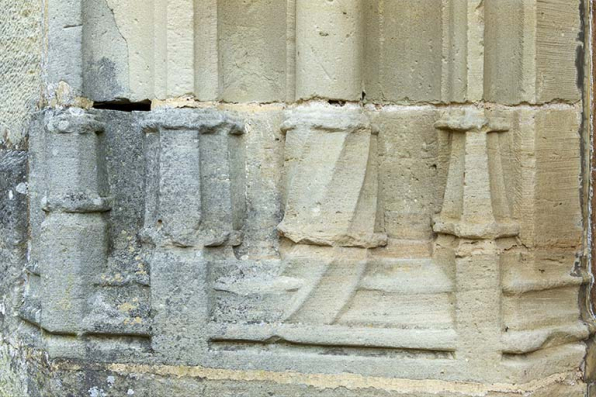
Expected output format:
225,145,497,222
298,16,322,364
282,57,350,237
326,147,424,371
77,0,582,105
0,1,592,396
484,0,583,104
0,0,42,149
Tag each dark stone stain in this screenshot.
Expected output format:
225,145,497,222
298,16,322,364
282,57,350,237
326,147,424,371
85,57,123,102
575,0,586,91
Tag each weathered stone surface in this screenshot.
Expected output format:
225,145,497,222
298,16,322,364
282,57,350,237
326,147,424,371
62,0,582,105
0,1,592,396
484,0,583,104
5,101,589,394
0,0,41,148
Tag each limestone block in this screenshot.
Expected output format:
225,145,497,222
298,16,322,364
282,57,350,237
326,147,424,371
533,107,583,248
219,0,288,102
484,0,582,104
38,110,109,334
150,248,211,364
368,106,444,258
226,104,285,258
503,106,583,249
0,0,42,148
40,213,108,333
364,0,483,103
194,0,219,100
140,109,245,247
364,0,442,103
47,0,84,98
278,105,385,247
295,0,363,101
82,0,129,102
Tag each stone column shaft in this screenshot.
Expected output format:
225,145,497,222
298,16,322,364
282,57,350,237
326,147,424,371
295,0,363,100
433,109,518,380
141,109,244,364
40,110,108,335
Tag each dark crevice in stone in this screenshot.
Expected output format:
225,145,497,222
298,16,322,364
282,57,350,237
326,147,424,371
93,100,151,112
327,99,346,107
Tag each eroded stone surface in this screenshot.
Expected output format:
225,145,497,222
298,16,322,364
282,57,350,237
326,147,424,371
0,1,592,396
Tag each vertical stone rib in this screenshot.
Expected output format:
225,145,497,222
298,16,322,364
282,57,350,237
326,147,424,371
295,0,363,101
47,0,84,97
153,0,168,98
484,0,524,104
286,0,297,102
441,132,466,221
442,0,466,102
194,0,219,100
466,0,484,102
166,0,195,97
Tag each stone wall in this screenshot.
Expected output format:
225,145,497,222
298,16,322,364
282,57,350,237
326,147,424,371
0,0,592,396
0,0,43,395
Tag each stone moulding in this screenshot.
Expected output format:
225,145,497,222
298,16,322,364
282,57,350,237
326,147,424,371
14,103,588,390
39,109,110,334
139,108,245,248
20,108,152,343
0,0,589,393
139,108,248,364
277,105,387,248
432,108,520,240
